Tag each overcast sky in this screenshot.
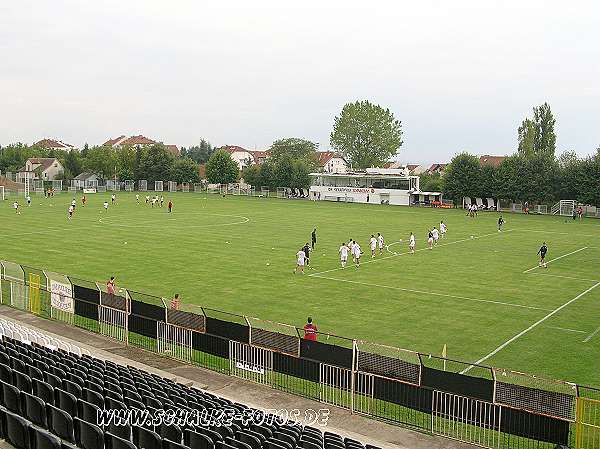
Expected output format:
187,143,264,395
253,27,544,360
1,0,598,163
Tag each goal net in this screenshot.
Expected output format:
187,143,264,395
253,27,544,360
97,185,107,193
168,181,177,192
536,205,548,214
139,180,148,191
181,183,190,192
52,180,62,192
125,180,135,192
0,186,4,201
277,187,287,199
207,184,220,194
261,187,270,197
193,183,203,193
155,181,163,192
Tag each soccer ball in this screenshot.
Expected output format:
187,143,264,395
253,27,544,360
266,263,270,266
543,263,547,268
470,235,474,239
124,242,128,245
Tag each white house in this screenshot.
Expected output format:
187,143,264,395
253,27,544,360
317,151,348,174
72,172,100,189
17,158,64,182
219,146,269,170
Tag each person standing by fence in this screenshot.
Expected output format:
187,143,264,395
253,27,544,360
170,293,180,310
106,276,116,300
303,317,318,341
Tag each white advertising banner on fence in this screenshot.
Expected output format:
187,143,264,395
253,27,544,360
50,280,74,313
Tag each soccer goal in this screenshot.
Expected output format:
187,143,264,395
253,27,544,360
139,180,148,191
207,184,220,194
277,187,287,199
181,183,190,192
155,181,163,192
97,185,107,193
193,183,203,193
261,187,270,197
52,180,62,192
125,180,135,192
0,186,4,201
168,181,177,192
536,205,548,214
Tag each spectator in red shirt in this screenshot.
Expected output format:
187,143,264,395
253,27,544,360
106,276,116,299
303,317,318,341
168,200,173,213
170,294,180,310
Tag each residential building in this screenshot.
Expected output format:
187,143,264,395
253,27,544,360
218,145,271,170
35,139,76,151
426,163,448,174
103,135,179,155
72,172,100,189
17,158,64,182
479,155,507,167
317,151,348,174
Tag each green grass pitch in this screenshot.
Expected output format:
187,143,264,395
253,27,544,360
1,192,599,385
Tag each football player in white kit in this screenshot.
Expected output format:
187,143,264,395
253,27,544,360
339,242,349,268
377,233,384,255
409,232,415,254
440,221,447,238
369,235,377,258
295,248,307,274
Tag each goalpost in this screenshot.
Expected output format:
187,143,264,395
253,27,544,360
0,186,4,201
125,180,135,192
155,181,163,192
181,183,190,192
139,180,147,191
193,183,203,193
168,181,177,192
277,187,287,199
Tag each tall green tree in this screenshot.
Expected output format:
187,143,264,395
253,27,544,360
117,146,136,180
442,153,481,202
290,159,311,188
205,149,239,184
241,164,261,187
186,139,214,164
170,158,200,183
330,100,403,169
63,150,82,177
517,102,556,158
84,146,117,180
137,144,175,183
269,138,318,168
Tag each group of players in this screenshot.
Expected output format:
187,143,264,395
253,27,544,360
294,220,451,273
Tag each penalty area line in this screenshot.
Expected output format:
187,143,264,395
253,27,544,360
523,246,588,273
461,280,600,374
311,274,551,311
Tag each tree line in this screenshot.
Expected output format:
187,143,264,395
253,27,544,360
430,103,600,206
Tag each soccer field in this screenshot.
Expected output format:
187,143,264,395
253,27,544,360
1,192,599,385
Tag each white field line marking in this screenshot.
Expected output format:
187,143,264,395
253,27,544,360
583,325,600,343
520,229,600,238
528,272,600,283
309,230,514,277
523,246,588,273
548,326,587,334
311,274,552,311
461,280,600,374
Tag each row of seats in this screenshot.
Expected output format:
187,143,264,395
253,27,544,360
0,318,90,357
0,335,381,449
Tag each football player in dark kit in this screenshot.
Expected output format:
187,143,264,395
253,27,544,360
537,242,548,268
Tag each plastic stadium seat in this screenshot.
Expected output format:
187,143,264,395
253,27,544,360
13,371,33,393
5,411,30,449
366,445,382,449
33,379,55,405
30,426,62,449
45,373,63,390
0,363,13,382
12,358,27,375
28,365,44,381
162,439,190,449
234,432,261,449
215,443,236,449
299,440,321,449
56,388,78,417
47,404,75,443
133,425,162,449
301,435,323,448
83,388,104,409
223,438,251,449
272,431,296,447
104,432,137,449
2,380,22,413
266,439,292,449
144,396,163,409
184,430,215,449
124,397,145,410
85,381,104,395
74,418,104,449
22,391,48,427
159,422,183,444
106,397,127,410
263,442,288,449
210,425,234,440
77,399,101,425
196,427,224,444
63,380,83,398
108,420,132,441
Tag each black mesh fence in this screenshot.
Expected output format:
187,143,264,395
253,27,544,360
495,381,575,421
167,309,205,332
251,328,299,356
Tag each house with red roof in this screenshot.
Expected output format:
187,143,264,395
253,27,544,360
426,163,448,174
479,155,507,167
317,151,347,174
103,135,180,156
35,139,75,151
218,145,270,170
17,158,64,182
